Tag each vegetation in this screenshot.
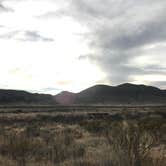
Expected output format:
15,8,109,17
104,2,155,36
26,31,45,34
0,106,165,166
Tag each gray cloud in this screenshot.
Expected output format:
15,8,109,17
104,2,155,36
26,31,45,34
31,87,62,95
0,30,54,42
1,0,166,87
0,30,18,39
60,0,166,85
0,3,7,12
0,3,13,12
22,31,54,42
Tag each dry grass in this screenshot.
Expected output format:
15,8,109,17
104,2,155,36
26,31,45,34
0,107,165,166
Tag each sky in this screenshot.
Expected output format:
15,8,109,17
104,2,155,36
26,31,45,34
0,0,166,94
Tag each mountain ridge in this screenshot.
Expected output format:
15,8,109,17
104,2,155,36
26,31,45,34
55,83,166,105
0,83,166,105
0,89,56,105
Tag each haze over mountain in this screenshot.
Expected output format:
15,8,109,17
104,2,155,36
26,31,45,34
55,91,76,105
0,83,166,105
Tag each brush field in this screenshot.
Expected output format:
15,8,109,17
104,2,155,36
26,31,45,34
0,105,165,166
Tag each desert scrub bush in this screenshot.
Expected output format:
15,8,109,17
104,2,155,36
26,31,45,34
60,152,116,166
79,120,112,134
0,117,165,166
0,155,17,166
0,132,45,166
105,120,166,166
24,123,41,137
139,117,166,144
60,144,121,166
142,156,166,166
49,126,86,164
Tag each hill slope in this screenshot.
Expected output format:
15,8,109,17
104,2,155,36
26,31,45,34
56,83,166,105
55,91,76,105
0,89,56,105
1,83,166,105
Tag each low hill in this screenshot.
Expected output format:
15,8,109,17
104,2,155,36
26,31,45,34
55,83,166,105
1,83,166,105
0,89,56,105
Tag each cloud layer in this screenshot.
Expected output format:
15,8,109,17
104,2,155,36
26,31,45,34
54,0,166,87
0,1,13,13
0,30,54,42
0,0,166,93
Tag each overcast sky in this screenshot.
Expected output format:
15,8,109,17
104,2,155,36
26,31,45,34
0,0,166,94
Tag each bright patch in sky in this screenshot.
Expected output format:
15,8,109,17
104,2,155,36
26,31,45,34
0,0,106,94
0,0,166,93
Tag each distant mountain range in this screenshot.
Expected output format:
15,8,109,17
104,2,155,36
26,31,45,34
0,83,166,105
55,83,166,105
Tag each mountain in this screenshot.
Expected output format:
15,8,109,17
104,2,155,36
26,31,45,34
55,83,166,105
1,83,166,105
54,91,76,105
0,89,56,105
